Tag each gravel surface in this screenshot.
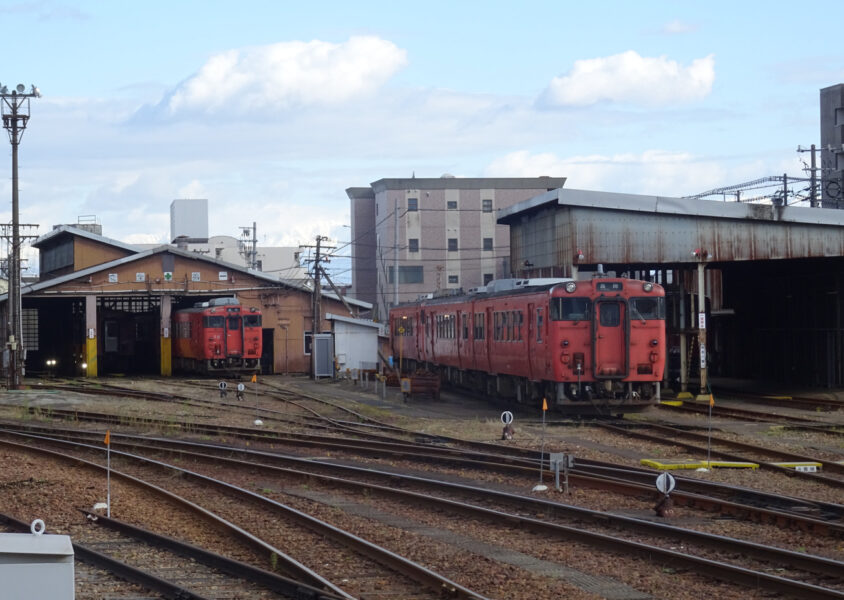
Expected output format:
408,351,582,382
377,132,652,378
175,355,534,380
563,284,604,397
1,375,843,600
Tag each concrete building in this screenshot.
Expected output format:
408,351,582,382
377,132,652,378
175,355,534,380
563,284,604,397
347,176,566,319
5,225,368,379
163,200,307,284
821,84,844,208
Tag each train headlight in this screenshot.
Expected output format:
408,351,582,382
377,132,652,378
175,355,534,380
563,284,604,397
643,282,653,292
650,339,659,346
565,281,577,293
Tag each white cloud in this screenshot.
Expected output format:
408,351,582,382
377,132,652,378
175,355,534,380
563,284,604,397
661,19,698,35
485,149,737,197
162,36,407,115
539,51,715,107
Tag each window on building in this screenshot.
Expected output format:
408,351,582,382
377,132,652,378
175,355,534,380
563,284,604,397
483,237,493,251
408,238,419,253
448,275,458,284
407,197,418,212
448,238,458,252
388,265,424,284
447,200,457,210
483,273,494,285
482,199,493,212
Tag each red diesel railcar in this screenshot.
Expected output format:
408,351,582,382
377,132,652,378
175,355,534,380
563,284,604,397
391,277,666,414
173,298,262,375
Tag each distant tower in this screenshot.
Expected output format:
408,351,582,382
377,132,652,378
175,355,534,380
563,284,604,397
170,199,209,242
820,84,844,209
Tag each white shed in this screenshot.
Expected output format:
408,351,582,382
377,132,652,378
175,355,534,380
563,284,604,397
326,313,383,373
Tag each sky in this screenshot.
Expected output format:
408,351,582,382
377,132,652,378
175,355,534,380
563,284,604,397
0,1,842,283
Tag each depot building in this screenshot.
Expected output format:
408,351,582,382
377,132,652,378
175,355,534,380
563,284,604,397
0,225,368,378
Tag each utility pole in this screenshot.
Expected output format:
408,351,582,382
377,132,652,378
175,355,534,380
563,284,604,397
313,235,323,379
1,82,40,389
239,222,258,269
393,198,399,308
300,235,333,379
797,145,819,207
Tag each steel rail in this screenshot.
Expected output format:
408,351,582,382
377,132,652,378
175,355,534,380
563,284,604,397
7,417,844,535
658,400,821,423
9,430,844,600
598,422,844,484
0,512,213,600
0,434,490,600
0,438,355,599
80,511,347,600
711,388,844,411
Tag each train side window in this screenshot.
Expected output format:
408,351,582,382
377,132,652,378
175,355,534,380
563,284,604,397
599,303,620,327
536,308,543,343
517,310,523,340
474,312,485,340
462,313,469,340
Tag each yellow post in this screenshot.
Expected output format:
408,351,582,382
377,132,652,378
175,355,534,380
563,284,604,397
160,336,172,376
85,336,98,377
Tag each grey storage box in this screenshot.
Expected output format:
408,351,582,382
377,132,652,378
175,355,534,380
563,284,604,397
0,531,74,599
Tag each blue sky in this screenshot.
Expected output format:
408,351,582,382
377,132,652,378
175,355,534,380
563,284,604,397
1,1,842,283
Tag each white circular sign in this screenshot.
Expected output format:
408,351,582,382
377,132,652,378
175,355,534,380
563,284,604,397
218,381,228,390
500,411,514,425
655,472,676,495
237,383,245,392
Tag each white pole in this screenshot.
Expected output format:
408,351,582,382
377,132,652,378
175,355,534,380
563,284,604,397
106,442,111,518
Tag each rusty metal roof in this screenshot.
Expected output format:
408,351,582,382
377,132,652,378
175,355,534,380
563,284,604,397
498,188,844,265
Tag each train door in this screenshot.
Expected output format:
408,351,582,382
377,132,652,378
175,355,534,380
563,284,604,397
417,309,425,362
527,303,536,379
593,299,627,377
226,314,243,357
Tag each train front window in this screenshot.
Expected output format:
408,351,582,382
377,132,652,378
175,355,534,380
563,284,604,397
243,315,262,327
204,316,224,328
629,297,665,320
599,303,620,327
550,298,591,321
228,316,241,330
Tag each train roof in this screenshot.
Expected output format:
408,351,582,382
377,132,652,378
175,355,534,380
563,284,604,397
396,278,573,308
393,276,663,310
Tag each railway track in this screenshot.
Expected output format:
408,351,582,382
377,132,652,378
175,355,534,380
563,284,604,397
0,511,340,600
10,404,844,535
0,433,491,599
3,425,844,599
597,421,844,488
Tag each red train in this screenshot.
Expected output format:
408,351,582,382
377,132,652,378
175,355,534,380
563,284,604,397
172,298,262,375
390,277,666,414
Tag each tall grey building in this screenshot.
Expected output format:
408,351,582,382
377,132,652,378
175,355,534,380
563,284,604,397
347,176,566,319
170,199,209,242
821,84,844,208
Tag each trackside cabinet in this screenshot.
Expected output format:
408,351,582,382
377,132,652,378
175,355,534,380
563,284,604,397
0,531,75,599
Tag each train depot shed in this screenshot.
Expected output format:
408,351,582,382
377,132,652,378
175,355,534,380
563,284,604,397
499,188,844,390
2,225,368,378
